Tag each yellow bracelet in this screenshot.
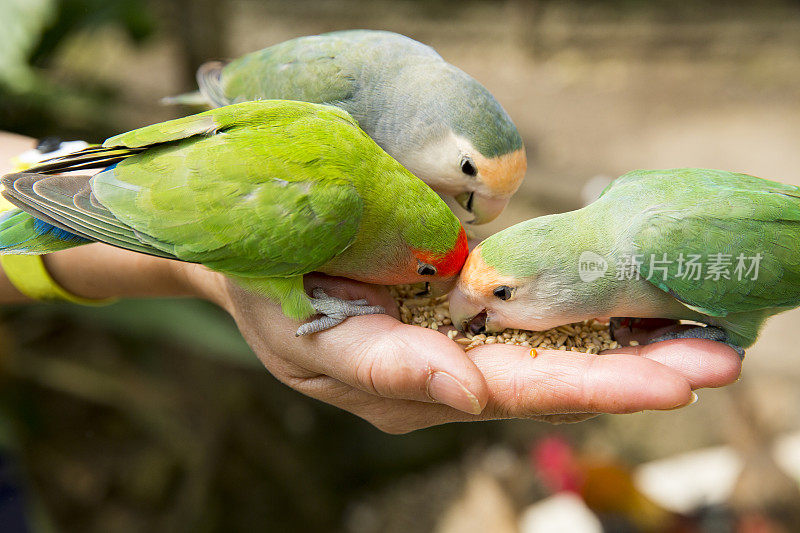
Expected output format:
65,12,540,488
0,254,116,306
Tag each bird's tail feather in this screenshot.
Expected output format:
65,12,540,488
196,61,232,108
1,172,179,260
159,91,211,107
0,209,91,254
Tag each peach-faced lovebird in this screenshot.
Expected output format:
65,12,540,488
450,168,800,355
182,30,526,224
0,101,468,335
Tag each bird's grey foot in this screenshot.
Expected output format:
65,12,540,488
649,326,745,358
295,288,386,336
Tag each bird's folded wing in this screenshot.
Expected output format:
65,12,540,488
634,189,800,316
203,35,359,108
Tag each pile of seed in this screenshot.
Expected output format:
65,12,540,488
390,284,453,329
389,284,620,353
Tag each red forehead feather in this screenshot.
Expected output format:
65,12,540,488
415,226,469,278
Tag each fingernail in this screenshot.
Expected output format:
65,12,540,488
427,371,483,415
667,391,698,410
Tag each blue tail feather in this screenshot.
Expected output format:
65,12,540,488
31,218,83,242
0,209,90,254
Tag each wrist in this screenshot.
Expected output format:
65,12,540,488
168,259,233,310
2,242,234,311
39,244,200,301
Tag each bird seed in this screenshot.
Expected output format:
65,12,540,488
389,284,620,353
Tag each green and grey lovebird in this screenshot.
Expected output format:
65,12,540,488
176,29,526,224
449,168,800,354
0,101,468,335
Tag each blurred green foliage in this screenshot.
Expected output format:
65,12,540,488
29,0,155,64
0,0,157,141
0,0,54,91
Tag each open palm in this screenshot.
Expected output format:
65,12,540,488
217,273,742,433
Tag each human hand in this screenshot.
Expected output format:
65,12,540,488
197,271,742,433
0,232,743,431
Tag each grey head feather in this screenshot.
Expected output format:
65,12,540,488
217,30,522,160
345,43,522,159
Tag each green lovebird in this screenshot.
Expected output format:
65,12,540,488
449,168,800,353
0,100,469,335
178,29,526,224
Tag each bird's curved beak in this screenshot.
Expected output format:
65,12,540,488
449,286,487,334
455,192,509,225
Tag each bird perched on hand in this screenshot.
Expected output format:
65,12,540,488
177,29,526,224
0,101,468,335
449,168,800,354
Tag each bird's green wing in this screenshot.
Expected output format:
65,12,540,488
627,169,800,316
92,107,365,278
201,34,361,107
94,167,363,278
18,102,365,277
102,100,359,149
28,102,359,174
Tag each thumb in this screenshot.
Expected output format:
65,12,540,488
223,274,488,414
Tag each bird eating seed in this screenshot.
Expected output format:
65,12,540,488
389,284,619,353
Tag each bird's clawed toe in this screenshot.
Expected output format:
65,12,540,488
295,288,386,336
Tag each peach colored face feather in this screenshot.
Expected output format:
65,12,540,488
456,245,517,301
473,147,527,199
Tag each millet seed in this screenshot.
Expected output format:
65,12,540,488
389,284,620,353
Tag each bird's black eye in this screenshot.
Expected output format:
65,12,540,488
460,156,477,176
417,263,437,276
493,285,513,300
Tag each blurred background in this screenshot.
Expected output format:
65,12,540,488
1,0,800,531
